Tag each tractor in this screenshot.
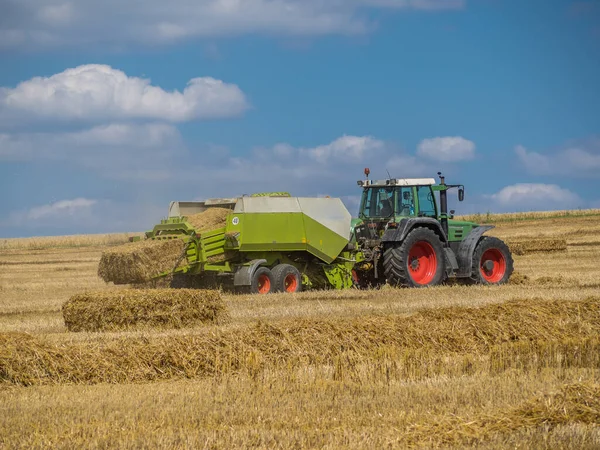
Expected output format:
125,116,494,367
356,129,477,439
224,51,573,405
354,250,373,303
351,170,513,288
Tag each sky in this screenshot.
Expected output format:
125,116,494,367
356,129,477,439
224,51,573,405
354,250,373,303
1,0,599,237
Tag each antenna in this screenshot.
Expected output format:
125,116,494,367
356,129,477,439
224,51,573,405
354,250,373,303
386,169,392,180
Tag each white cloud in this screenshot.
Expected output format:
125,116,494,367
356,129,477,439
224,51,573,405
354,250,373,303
489,183,582,211
417,136,475,162
2,198,166,234
386,153,432,176
0,65,248,123
0,0,465,50
0,132,454,235
305,135,385,163
26,198,96,220
0,123,184,180
176,135,438,202
515,141,600,178
37,3,74,25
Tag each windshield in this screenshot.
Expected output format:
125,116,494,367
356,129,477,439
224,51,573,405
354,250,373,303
360,186,415,218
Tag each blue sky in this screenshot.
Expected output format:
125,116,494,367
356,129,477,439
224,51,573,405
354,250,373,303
1,0,599,237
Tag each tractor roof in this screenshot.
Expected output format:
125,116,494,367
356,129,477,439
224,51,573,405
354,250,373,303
359,178,436,187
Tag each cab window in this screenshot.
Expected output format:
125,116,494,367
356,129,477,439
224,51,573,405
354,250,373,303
397,187,415,216
361,187,395,218
417,186,436,217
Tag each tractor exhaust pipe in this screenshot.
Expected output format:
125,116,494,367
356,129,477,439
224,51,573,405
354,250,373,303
438,172,449,238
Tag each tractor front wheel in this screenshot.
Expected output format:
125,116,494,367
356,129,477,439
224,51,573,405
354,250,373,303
470,236,514,285
383,227,446,288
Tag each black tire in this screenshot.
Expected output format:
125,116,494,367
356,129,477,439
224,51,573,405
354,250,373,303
470,236,514,285
383,227,446,288
250,267,274,294
271,264,302,293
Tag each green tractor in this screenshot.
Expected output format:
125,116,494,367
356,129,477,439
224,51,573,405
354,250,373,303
123,171,513,293
351,170,513,288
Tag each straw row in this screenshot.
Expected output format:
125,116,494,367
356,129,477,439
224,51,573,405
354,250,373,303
507,238,567,256
403,382,600,447
509,271,579,287
1,297,599,386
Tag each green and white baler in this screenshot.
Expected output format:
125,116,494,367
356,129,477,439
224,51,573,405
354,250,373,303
144,194,361,293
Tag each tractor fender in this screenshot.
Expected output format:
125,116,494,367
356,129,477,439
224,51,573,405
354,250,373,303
456,225,495,276
381,218,448,244
233,259,267,287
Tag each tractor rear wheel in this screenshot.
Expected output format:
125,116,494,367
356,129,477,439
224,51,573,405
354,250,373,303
470,236,513,285
383,227,446,287
251,267,274,294
272,264,302,293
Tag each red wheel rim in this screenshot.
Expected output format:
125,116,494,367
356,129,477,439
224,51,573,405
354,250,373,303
257,274,271,294
480,249,506,283
284,273,298,292
407,241,437,285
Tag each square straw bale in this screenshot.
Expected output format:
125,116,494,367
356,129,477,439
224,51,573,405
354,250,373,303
98,239,185,285
62,288,227,332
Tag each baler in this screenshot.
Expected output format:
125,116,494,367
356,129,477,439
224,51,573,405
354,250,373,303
143,194,361,293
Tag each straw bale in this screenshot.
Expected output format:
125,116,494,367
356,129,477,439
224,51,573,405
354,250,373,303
62,288,227,332
508,238,567,256
2,297,599,386
186,207,230,233
98,238,185,285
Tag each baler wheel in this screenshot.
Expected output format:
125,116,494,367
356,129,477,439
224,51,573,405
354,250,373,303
272,264,302,293
470,236,514,285
251,267,274,294
383,227,446,288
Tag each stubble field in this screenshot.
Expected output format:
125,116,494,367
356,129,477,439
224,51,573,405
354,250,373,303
1,210,599,449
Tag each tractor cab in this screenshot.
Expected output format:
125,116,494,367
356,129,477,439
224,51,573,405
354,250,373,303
354,169,470,243
357,177,437,221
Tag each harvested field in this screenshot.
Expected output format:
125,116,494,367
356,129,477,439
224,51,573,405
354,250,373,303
97,238,185,285
2,209,600,448
61,289,227,332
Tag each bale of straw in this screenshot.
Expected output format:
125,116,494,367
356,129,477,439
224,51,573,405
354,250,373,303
97,208,231,285
61,288,228,332
98,239,185,285
186,207,231,233
508,238,567,256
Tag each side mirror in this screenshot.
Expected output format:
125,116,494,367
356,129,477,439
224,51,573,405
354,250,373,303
458,188,464,202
